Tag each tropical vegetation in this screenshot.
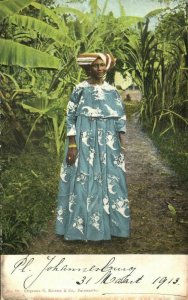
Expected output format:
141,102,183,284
1,0,187,253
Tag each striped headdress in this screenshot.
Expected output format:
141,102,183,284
77,52,116,71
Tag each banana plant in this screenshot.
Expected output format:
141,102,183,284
0,38,61,69
0,0,63,69
19,89,68,156
15,66,81,156
0,0,34,21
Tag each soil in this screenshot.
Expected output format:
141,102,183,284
28,115,188,254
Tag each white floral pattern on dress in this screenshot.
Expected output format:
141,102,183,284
103,196,110,214
98,128,104,145
92,85,105,100
76,172,88,185
102,81,116,91
60,165,68,182
75,80,90,90
120,115,126,121
86,196,94,211
67,101,77,112
107,175,119,194
69,193,76,212
112,218,118,226
83,81,116,91
104,104,118,116
112,198,129,218
94,173,103,184
100,152,106,165
57,206,66,224
106,131,117,150
90,213,100,231
82,106,102,117
56,80,130,240
87,148,95,166
114,152,126,172
79,95,85,105
81,131,90,146
73,216,84,234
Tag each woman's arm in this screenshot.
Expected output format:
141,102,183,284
115,115,126,150
114,89,127,151
66,87,81,165
66,135,77,165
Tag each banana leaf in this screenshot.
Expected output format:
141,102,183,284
0,0,33,21
9,15,70,43
0,39,60,69
31,2,68,33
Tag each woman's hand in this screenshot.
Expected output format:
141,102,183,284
66,135,77,166
66,147,77,166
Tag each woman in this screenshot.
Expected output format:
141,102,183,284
55,52,130,241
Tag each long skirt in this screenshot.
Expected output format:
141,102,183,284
55,115,130,240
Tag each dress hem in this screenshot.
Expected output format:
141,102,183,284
55,232,130,241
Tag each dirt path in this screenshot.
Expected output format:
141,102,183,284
28,117,188,254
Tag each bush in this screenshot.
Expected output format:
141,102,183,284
2,148,60,253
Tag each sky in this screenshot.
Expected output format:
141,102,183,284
56,0,172,17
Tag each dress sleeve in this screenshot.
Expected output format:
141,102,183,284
66,86,81,136
115,114,126,133
114,90,126,133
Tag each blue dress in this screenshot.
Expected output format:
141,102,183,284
55,81,130,240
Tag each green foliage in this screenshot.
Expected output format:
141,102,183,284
54,6,90,22
0,0,34,21
167,202,177,217
30,2,68,32
145,8,167,18
123,2,188,134
1,0,144,156
0,39,61,68
147,128,188,181
9,15,69,43
1,0,187,154
1,0,188,252
2,150,60,254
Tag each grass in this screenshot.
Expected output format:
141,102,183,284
147,128,188,183
125,100,188,183
1,146,60,254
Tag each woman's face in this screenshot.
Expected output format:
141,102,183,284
90,58,106,79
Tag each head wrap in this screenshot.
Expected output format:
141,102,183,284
77,52,116,71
